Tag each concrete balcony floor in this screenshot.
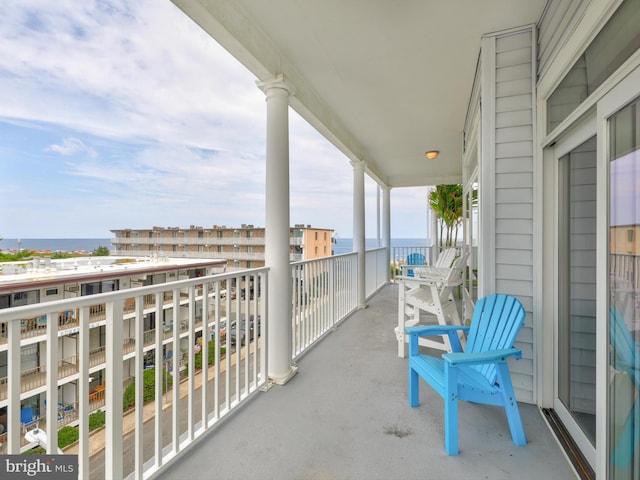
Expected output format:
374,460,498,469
161,284,576,480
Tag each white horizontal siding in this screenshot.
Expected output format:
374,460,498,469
496,233,533,249
496,125,533,143
496,109,534,128
496,220,533,237
496,188,533,203
496,203,533,219
496,264,533,281
496,157,534,172
496,93,534,112
496,278,534,296
489,27,536,403
496,172,533,188
537,0,590,76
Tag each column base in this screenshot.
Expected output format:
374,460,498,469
268,364,299,386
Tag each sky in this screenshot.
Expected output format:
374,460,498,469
0,0,430,240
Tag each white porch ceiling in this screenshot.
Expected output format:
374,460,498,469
171,0,547,188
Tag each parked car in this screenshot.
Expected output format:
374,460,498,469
229,315,261,346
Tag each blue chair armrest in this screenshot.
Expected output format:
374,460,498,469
443,348,522,366
405,325,470,336
407,325,469,355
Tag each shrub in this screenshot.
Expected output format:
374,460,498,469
122,367,173,411
184,341,226,376
58,426,79,449
89,410,106,431
92,246,110,256
24,447,46,454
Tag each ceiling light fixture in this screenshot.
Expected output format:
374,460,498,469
425,150,439,160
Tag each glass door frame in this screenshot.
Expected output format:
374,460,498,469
544,62,640,478
596,62,640,479
551,112,598,469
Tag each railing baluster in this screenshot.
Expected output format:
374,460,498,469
105,298,124,480
187,285,195,442
171,289,180,455
154,291,163,471
46,311,59,454
134,296,144,480
7,314,20,454
78,306,90,480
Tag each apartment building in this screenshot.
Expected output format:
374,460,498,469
110,224,335,268
0,255,226,449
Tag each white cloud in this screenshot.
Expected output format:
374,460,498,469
0,0,265,153
47,137,97,157
0,0,429,239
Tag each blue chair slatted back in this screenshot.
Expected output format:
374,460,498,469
465,294,526,384
610,307,638,382
21,406,34,423
609,307,639,469
406,253,426,277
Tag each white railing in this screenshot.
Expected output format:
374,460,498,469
610,253,640,288
0,268,268,480
290,253,358,360
390,246,434,281
365,247,388,299
0,247,390,478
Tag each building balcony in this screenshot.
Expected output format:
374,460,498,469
111,236,286,247
0,251,573,479
161,284,575,480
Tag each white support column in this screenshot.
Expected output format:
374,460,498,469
382,185,391,282
376,184,381,246
428,187,439,265
258,74,296,385
352,159,366,308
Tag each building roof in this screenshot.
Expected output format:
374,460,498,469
0,256,226,293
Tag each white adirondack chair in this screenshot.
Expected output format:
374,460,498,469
396,252,469,357
400,247,457,277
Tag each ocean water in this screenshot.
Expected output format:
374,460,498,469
0,237,428,254
332,237,428,255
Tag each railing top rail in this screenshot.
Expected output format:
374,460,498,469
290,251,358,267
0,266,269,322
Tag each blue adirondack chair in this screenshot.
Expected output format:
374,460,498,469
20,406,40,432
609,307,639,470
406,252,426,277
406,293,526,455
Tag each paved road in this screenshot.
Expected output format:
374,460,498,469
88,346,260,479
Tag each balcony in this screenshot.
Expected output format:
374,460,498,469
161,284,574,480
0,252,573,479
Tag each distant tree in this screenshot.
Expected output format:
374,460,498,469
92,246,110,256
0,250,34,262
51,252,74,259
428,184,463,248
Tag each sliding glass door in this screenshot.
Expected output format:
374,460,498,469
607,94,640,480
555,125,598,468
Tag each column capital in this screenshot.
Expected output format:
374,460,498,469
257,74,294,96
349,158,366,170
